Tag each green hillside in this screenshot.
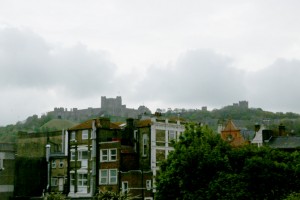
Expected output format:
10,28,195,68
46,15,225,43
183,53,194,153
40,119,78,131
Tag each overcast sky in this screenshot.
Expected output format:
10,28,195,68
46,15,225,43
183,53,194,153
1,0,300,126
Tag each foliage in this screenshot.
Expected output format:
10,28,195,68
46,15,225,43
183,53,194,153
155,123,300,200
283,192,300,200
46,192,66,200
94,190,135,200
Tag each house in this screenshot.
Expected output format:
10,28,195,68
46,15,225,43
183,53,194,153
0,143,15,200
67,117,123,198
66,116,185,199
256,124,300,151
15,130,68,197
220,120,248,147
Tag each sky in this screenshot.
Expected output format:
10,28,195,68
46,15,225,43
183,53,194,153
1,0,300,126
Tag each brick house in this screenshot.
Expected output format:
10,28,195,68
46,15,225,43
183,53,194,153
67,118,122,198
66,117,185,199
221,120,247,147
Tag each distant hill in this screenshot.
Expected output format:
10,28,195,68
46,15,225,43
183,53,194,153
40,119,78,131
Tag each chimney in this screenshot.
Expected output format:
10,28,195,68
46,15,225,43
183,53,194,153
278,124,286,136
262,130,272,142
255,124,261,132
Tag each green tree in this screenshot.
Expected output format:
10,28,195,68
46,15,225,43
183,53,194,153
94,190,135,200
155,123,300,200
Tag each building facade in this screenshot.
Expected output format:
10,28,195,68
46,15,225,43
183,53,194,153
0,143,15,200
66,117,185,199
15,130,68,197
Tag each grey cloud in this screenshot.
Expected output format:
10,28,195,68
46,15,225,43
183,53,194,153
133,49,247,107
0,27,117,97
246,59,300,112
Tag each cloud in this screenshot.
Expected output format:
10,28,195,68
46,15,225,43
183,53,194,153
246,58,300,112
0,27,118,97
133,49,247,108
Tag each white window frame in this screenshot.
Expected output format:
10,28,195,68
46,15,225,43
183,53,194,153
51,177,58,186
70,173,75,186
99,169,118,185
109,169,117,184
122,181,128,194
110,149,117,161
51,160,56,168
100,149,108,162
146,180,152,190
71,151,75,161
82,130,89,140
100,149,117,162
144,198,153,200
99,169,108,185
78,173,88,186
78,150,89,168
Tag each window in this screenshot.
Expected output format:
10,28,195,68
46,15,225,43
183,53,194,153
99,169,118,185
82,130,88,140
78,150,89,168
0,159,3,170
51,178,58,186
78,173,88,186
70,173,75,186
134,130,137,152
71,151,75,161
109,169,117,184
100,149,117,162
100,169,108,184
110,149,117,161
78,150,89,160
144,198,153,200
169,130,176,141
71,131,76,141
101,149,108,162
59,159,64,168
143,134,148,157
146,180,151,190
122,181,128,194
51,160,56,168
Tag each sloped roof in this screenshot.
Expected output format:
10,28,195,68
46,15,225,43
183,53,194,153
69,119,94,130
252,125,265,144
268,136,300,149
69,119,120,130
222,120,240,132
137,119,152,127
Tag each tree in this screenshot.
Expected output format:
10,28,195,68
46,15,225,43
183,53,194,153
155,123,300,200
94,190,136,200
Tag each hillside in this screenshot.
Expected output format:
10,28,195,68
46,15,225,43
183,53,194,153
1,104,300,143
40,119,78,131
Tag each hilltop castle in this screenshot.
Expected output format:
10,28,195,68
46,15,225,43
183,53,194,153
48,96,151,121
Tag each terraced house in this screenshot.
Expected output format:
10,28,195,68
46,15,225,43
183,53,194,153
67,117,185,199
